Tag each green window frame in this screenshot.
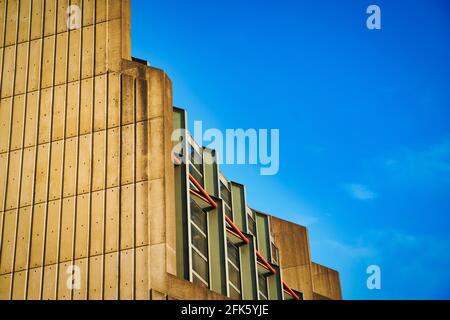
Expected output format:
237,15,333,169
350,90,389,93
190,199,209,287
227,239,242,299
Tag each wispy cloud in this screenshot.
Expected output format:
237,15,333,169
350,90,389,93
322,230,435,261
384,138,450,182
344,184,378,200
292,214,319,227
317,229,450,299
363,229,450,258
324,239,375,258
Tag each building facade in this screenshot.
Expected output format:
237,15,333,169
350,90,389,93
0,0,341,300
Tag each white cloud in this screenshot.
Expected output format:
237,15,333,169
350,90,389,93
324,239,375,258
384,138,450,182
365,229,450,258
344,184,378,200
292,214,319,227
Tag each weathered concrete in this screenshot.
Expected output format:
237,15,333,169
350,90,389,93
270,216,342,300
0,0,341,301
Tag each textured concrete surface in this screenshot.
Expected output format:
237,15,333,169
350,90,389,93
270,216,342,300
0,0,341,300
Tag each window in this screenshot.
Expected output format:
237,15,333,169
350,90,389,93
229,285,241,300
189,144,203,182
248,214,257,236
224,205,233,220
258,273,268,300
271,243,279,265
221,181,233,219
191,199,207,233
190,199,209,286
228,261,241,289
193,273,208,288
192,249,209,286
220,182,231,207
189,144,204,186
190,164,204,186
227,241,239,267
227,239,242,299
191,225,208,257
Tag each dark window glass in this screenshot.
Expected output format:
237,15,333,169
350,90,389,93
227,241,239,267
271,243,279,264
193,273,208,288
190,164,204,186
259,293,268,300
229,284,241,300
248,214,257,236
220,182,231,207
191,224,208,258
190,199,207,233
224,205,233,220
192,249,209,284
228,261,241,289
189,145,203,174
258,273,268,298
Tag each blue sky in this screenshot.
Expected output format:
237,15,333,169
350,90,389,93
131,0,450,299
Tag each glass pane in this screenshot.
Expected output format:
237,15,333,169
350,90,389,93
224,205,233,220
191,224,208,257
189,145,203,174
227,241,239,267
193,273,208,288
271,243,279,264
229,284,241,300
190,199,207,233
258,273,268,297
192,249,209,284
220,182,231,207
248,214,257,235
228,261,241,289
259,292,268,300
190,164,204,186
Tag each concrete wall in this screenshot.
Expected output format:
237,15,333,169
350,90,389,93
0,0,177,300
270,216,342,300
311,263,342,300
167,274,228,300
270,216,315,300
0,0,341,301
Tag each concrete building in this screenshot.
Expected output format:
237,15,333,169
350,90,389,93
0,0,341,300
